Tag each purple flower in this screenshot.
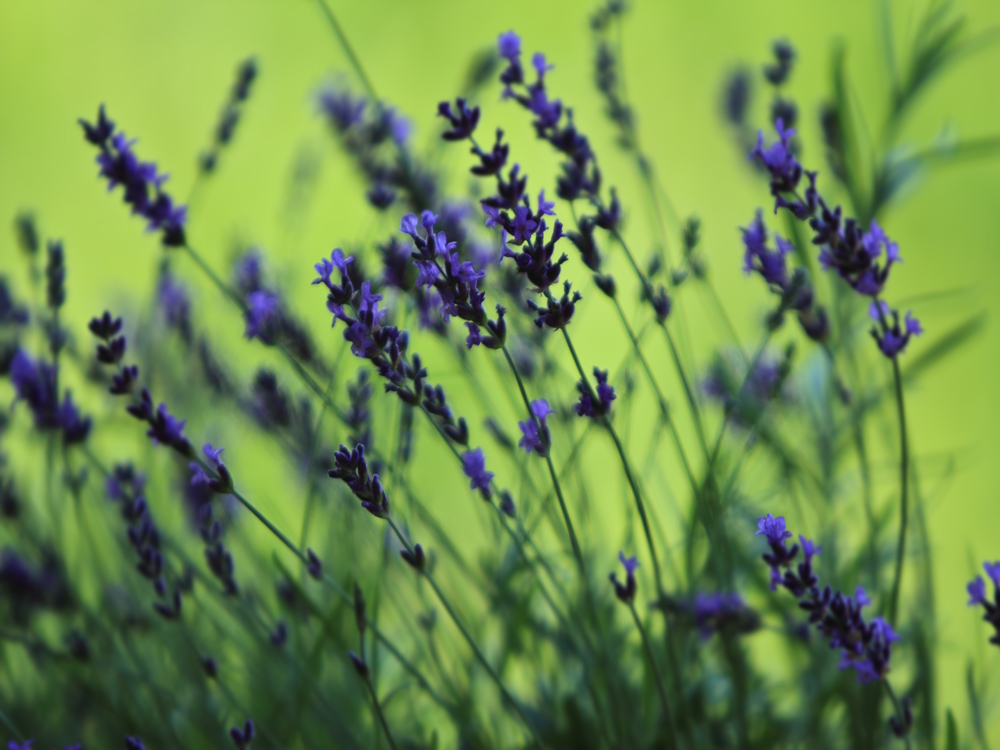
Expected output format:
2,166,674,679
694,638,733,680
969,562,1000,647
10,349,59,429
511,205,538,243
968,576,987,606
318,86,366,131
461,448,493,493
532,52,554,77
610,551,638,603
755,513,792,545
741,210,790,288
518,398,554,454
157,272,191,334
750,118,803,202
575,367,615,418
328,444,390,518
756,516,899,682
689,592,756,639
986,561,1000,587
498,31,521,60
870,302,923,358
9,742,35,750
230,719,255,749
58,393,92,445
244,290,279,340
537,190,555,216
79,107,187,246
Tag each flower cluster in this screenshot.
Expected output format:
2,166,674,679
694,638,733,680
967,561,1000,648
234,249,324,370
318,83,435,213
461,447,494,495
609,551,638,604
311,249,470,448
106,462,184,621
437,95,578,326
517,398,553,455
755,514,898,683
328,443,389,518
399,210,507,348
751,120,922,357
575,367,615,419
88,311,191,456
9,350,91,444
702,347,792,429
79,106,186,246
740,211,828,340
200,57,258,173
659,592,760,640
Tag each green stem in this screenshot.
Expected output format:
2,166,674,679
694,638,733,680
385,516,540,746
313,0,379,101
887,357,909,627
500,343,585,573
628,603,677,746
553,318,666,598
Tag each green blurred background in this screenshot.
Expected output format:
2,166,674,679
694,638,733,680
2,0,999,738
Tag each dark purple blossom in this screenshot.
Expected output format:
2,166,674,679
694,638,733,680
869,301,922,358
518,398,553,454
461,447,493,494
742,210,790,288
10,349,59,429
329,443,389,518
79,106,186,246
756,514,900,682
230,719,255,749
189,443,234,494
968,560,1000,648
610,551,638,604
244,290,279,340
575,367,615,418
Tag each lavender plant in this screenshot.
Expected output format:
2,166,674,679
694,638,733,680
1,1,998,748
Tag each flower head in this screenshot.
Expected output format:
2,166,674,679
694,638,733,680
244,290,279,340
610,551,638,604
461,448,493,494
755,513,792,545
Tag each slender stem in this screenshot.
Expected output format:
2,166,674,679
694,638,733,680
628,603,677,746
499,343,585,572
552,318,666,598
887,357,909,627
366,681,399,750
609,296,699,499
385,516,540,746
313,0,379,102
704,332,773,480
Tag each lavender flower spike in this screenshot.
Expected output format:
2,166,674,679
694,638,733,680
610,551,639,604
968,560,1000,647
462,447,494,495
518,398,554,455
755,514,900,682
79,105,187,246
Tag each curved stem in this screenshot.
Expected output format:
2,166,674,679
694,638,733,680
887,357,909,627
385,516,540,746
628,603,677,746
500,343,585,573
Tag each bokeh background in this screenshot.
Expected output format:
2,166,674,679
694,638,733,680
2,0,999,741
